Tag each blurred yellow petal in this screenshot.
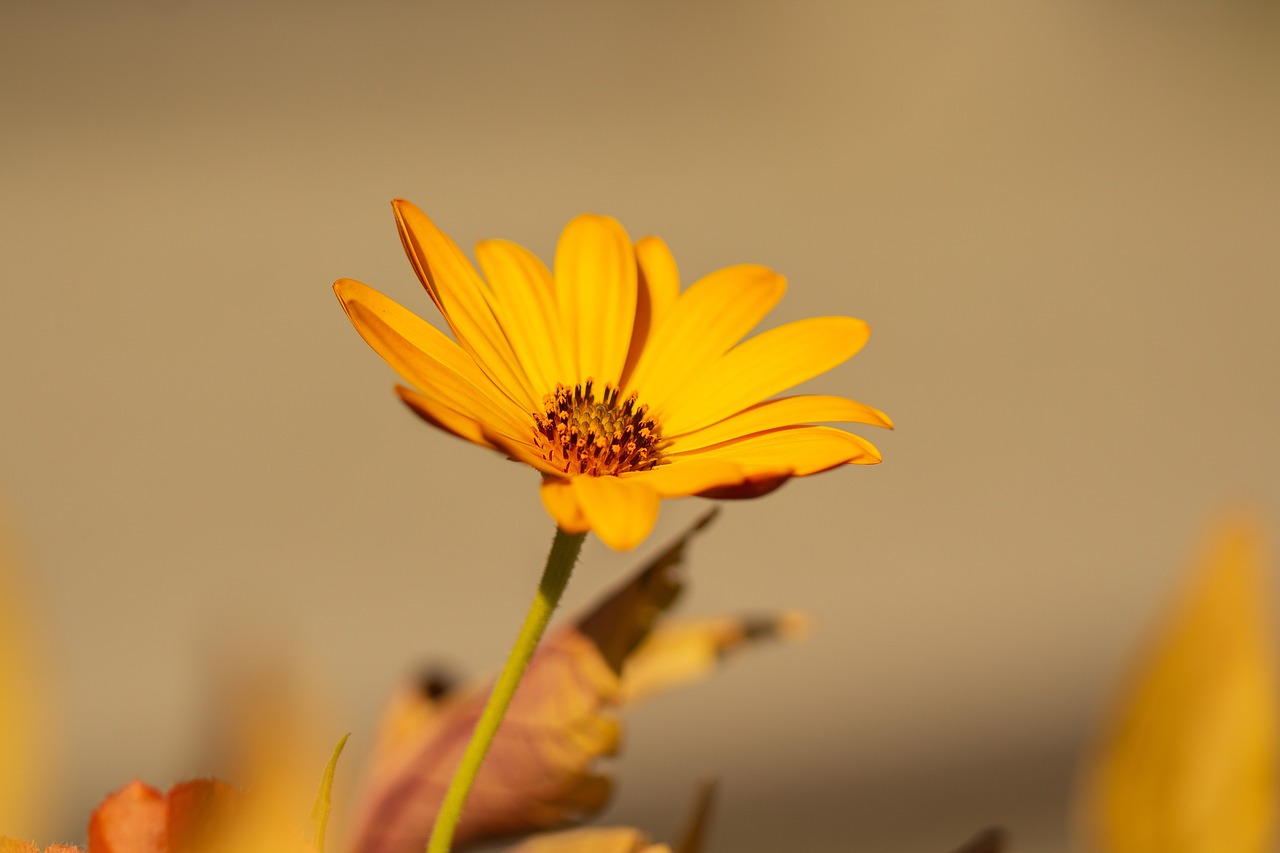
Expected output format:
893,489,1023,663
1078,517,1279,853
626,265,785,415
392,200,536,407
656,316,870,436
194,664,342,853
0,518,50,837
554,215,637,387
569,475,661,552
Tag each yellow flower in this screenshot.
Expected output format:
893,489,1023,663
335,200,890,550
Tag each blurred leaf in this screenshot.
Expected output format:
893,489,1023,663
349,510,802,853
577,509,717,672
1078,517,1279,853
502,782,713,853
308,734,349,853
619,613,809,705
947,827,1006,853
671,781,716,853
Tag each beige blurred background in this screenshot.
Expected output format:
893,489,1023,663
3,1,1279,850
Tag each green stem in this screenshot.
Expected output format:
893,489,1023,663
426,526,586,853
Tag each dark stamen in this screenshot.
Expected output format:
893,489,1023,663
532,381,664,476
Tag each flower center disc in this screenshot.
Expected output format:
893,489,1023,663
533,381,663,476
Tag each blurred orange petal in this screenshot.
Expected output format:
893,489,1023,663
88,782,166,853
165,780,236,851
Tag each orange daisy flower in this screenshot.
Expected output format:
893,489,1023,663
335,201,890,550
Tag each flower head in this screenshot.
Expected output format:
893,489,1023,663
336,201,890,550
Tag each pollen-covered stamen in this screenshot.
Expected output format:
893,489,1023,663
532,380,664,476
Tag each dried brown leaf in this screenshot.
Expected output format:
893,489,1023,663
947,827,1006,853
349,510,798,853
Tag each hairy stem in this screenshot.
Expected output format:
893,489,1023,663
425,526,586,853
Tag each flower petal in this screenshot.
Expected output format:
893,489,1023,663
621,460,746,498
541,479,591,534
635,237,680,323
569,476,661,551
554,215,637,387
669,426,881,476
626,265,785,414
476,238,572,396
666,394,892,452
335,279,532,440
395,386,499,450
696,476,790,500
655,316,870,436
620,236,681,389
481,433,564,477
392,200,537,407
